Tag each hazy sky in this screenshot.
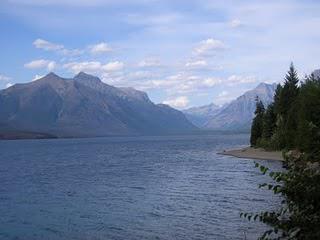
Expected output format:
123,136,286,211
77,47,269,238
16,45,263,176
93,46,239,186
0,0,319,108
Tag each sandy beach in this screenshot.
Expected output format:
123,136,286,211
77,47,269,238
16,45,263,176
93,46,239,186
219,146,284,161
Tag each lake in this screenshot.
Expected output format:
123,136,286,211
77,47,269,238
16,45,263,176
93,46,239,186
0,134,282,240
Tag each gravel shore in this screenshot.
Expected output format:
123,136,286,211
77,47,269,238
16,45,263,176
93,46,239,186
219,146,284,161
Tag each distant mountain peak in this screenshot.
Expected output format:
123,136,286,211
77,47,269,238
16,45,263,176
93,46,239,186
255,82,276,89
256,82,268,88
184,82,277,130
183,102,221,127
45,72,60,78
74,72,101,82
38,72,66,86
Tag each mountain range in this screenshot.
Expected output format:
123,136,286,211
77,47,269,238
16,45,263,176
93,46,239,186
183,82,277,131
2,69,317,139
0,72,196,138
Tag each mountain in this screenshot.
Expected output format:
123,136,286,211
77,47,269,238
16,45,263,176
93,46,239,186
312,69,320,78
204,82,277,130
0,72,196,138
183,103,221,127
184,82,277,131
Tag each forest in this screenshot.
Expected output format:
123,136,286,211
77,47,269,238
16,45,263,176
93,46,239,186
248,64,320,239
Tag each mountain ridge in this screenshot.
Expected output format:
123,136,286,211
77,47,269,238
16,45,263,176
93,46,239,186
0,72,196,138
183,82,277,131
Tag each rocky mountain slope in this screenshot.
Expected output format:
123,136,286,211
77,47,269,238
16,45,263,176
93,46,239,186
183,83,277,131
0,72,196,138
183,103,221,127
312,69,320,78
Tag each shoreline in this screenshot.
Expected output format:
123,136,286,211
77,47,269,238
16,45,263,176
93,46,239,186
218,146,284,161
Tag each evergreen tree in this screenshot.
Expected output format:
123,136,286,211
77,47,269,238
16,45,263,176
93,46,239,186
278,63,299,116
250,98,265,146
271,83,286,149
278,63,300,148
262,103,276,140
297,74,320,158
273,83,283,116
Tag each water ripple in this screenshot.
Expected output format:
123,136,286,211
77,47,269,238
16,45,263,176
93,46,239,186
0,134,283,240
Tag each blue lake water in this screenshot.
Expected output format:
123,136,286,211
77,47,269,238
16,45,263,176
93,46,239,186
0,134,283,240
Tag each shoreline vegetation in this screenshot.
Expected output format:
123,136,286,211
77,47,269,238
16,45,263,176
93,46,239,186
219,146,284,161
243,64,320,239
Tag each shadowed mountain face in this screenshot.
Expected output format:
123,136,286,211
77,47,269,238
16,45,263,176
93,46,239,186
0,72,196,138
312,69,320,78
183,83,277,131
183,103,221,127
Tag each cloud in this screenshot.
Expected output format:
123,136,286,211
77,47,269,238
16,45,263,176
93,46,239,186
103,61,124,71
60,48,83,56
202,77,222,87
101,71,125,85
185,60,207,68
214,90,235,105
5,83,13,88
128,71,156,79
24,59,56,71
131,72,257,96
33,38,82,56
89,42,112,54
63,61,101,74
33,38,63,51
230,19,242,28
63,61,124,74
138,58,162,68
218,91,228,97
193,38,226,56
135,73,221,94
163,96,189,109
32,74,45,81
0,74,11,81
227,75,257,85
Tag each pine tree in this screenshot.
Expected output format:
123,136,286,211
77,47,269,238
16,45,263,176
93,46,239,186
278,63,300,148
262,103,276,140
250,98,265,146
277,63,299,115
297,74,320,158
273,84,282,116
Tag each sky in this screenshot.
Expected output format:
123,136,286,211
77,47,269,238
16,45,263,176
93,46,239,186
0,0,319,109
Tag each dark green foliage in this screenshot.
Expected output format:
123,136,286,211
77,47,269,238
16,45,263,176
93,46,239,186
247,64,320,239
262,103,276,140
278,63,300,149
250,98,265,146
277,63,299,117
273,84,283,116
296,74,320,158
242,158,320,239
252,63,305,150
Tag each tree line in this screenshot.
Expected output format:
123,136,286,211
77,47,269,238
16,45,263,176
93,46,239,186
246,64,320,239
